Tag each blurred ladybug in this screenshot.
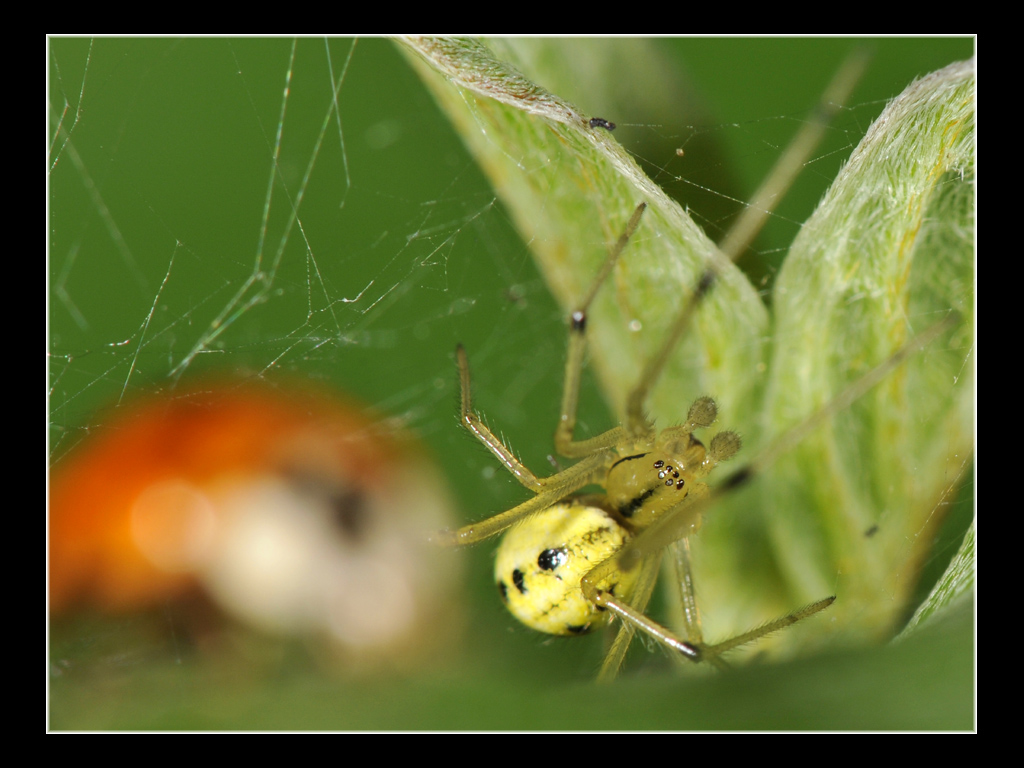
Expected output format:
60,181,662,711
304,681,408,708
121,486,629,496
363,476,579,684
49,383,460,661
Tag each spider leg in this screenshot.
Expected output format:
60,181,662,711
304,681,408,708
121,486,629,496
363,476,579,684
592,561,832,674
457,343,622,492
699,596,836,659
590,580,705,667
434,450,609,547
624,53,866,431
456,343,545,491
554,203,650,455
596,553,659,681
615,311,961,574
442,203,648,547
668,536,705,652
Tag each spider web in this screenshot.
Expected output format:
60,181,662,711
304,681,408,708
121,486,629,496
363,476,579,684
48,38,532,461
47,37,975,727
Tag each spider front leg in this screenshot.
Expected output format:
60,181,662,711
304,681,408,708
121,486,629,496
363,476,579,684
435,345,611,548
439,204,649,549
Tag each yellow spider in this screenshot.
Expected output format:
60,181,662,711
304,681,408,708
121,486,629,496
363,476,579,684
439,203,840,677
432,52,969,680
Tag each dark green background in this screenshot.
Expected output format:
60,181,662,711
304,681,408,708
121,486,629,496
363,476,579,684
48,37,974,730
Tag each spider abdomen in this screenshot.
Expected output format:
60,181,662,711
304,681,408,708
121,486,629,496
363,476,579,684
494,497,637,636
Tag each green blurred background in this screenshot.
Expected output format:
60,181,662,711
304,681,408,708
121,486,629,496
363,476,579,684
48,37,974,730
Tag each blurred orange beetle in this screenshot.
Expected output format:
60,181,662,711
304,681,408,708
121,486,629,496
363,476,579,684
49,383,459,659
